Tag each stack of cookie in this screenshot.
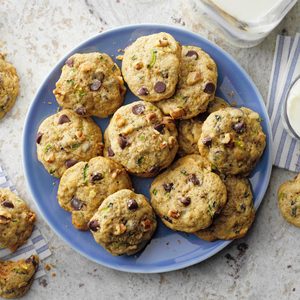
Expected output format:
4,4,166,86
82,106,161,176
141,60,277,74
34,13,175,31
36,32,266,256
0,189,39,299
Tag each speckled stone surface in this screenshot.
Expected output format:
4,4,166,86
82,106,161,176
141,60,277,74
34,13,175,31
0,0,300,299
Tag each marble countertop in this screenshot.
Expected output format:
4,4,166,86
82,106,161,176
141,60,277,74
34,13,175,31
1,1,299,299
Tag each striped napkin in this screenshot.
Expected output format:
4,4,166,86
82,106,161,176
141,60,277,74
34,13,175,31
0,164,51,278
267,33,300,172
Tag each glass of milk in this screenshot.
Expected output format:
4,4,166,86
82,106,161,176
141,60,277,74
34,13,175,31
282,77,300,140
193,0,297,47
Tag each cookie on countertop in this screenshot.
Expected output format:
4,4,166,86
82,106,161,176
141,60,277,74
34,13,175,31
36,109,103,178
0,53,19,119
104,101,178,177
278,173,300,227
57,156,132,230
0,255,39,299
150,155,227,233
196,176,255,241
198,107,266,176
156,45,217,119
53,52,126,118
178,117,203,156
207,96,229,114
0,189,36,252
122,32,181,102
89,189,157,256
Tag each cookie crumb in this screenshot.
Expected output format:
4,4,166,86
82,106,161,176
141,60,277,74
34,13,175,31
51,273,56,277
287,265,292,269
79,283,85,288
293,288,296,292
237,242,248,256
39,278,48,287
116,55,123,61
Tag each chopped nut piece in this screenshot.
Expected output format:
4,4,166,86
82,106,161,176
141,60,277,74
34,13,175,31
45,152,55,163
168,136,177,147
221,133,231,144
186,71,202,86
168,209,180,219
114,223,127,235
158,38,169,47
160,141,168,149
141,219,152,231
81,141,91,152
170,109,186,119
146,112,158,123
135,62,144,70
122,126,134,135
116,116,127,127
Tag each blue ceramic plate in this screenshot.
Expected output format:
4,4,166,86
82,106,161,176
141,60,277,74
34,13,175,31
23,24,272,273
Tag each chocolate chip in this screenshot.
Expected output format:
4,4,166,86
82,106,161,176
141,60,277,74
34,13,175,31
2,200,14,208
58,114,70,124
90,172,103,183
154,123,165,134
65,159,78,168
233,122,246,133
107,147,115,157
186,50,199,59
149,166,160,174
138,87,149,96
75,107,87,116
65,58,74,67
204,82,215,94
188,174,200,185
89,220,100,232
93,71,104,81
36,132,43,144
154,81,166,93
118,134,129,149
179,197,191,206
163,183,174,192
132,103,145,115
202,136,212,146
25,255,38,268
90,79,102,91
71,197,84,211
162,215,173,223
127,199,138,210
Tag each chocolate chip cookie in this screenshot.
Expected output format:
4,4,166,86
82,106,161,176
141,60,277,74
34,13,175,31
89,189,157,255
36,109,103,178
0,255,39,299
0,53,19,119
278,173,300,227
122,32,181,102
0,189,36,252
54,52,126,117
196,176,255,241
57,156,132,230
104,101,178,177
198,107,266,175
150,155,227,232
156,45,217,119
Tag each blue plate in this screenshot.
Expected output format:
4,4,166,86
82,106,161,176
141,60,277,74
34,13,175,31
22,24,272,273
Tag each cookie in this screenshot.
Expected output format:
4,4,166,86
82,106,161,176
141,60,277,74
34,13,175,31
57,156,132,230
196,176,255,241
278,173,300,227
156,45,217,119
36,109,103,178
198,107,266,175
150,155,227,232
0,255,39,299
0,53,19,119
178,117,203,156
89,189,157,256
207,97,229,114
53,52,126,118
122,32,181,102
104,101,178,177
0,189,36,252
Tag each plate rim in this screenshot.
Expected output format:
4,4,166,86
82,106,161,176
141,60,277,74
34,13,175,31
22,23,273,273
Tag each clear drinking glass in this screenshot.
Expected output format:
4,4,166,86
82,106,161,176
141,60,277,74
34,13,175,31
193,0,297,48
281,76,300,141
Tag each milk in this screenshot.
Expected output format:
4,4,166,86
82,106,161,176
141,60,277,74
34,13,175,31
210,0,285,23
286,78,300,138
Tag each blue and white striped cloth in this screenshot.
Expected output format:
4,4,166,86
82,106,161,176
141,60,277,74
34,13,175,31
0,164,51,278
267,33,300,172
